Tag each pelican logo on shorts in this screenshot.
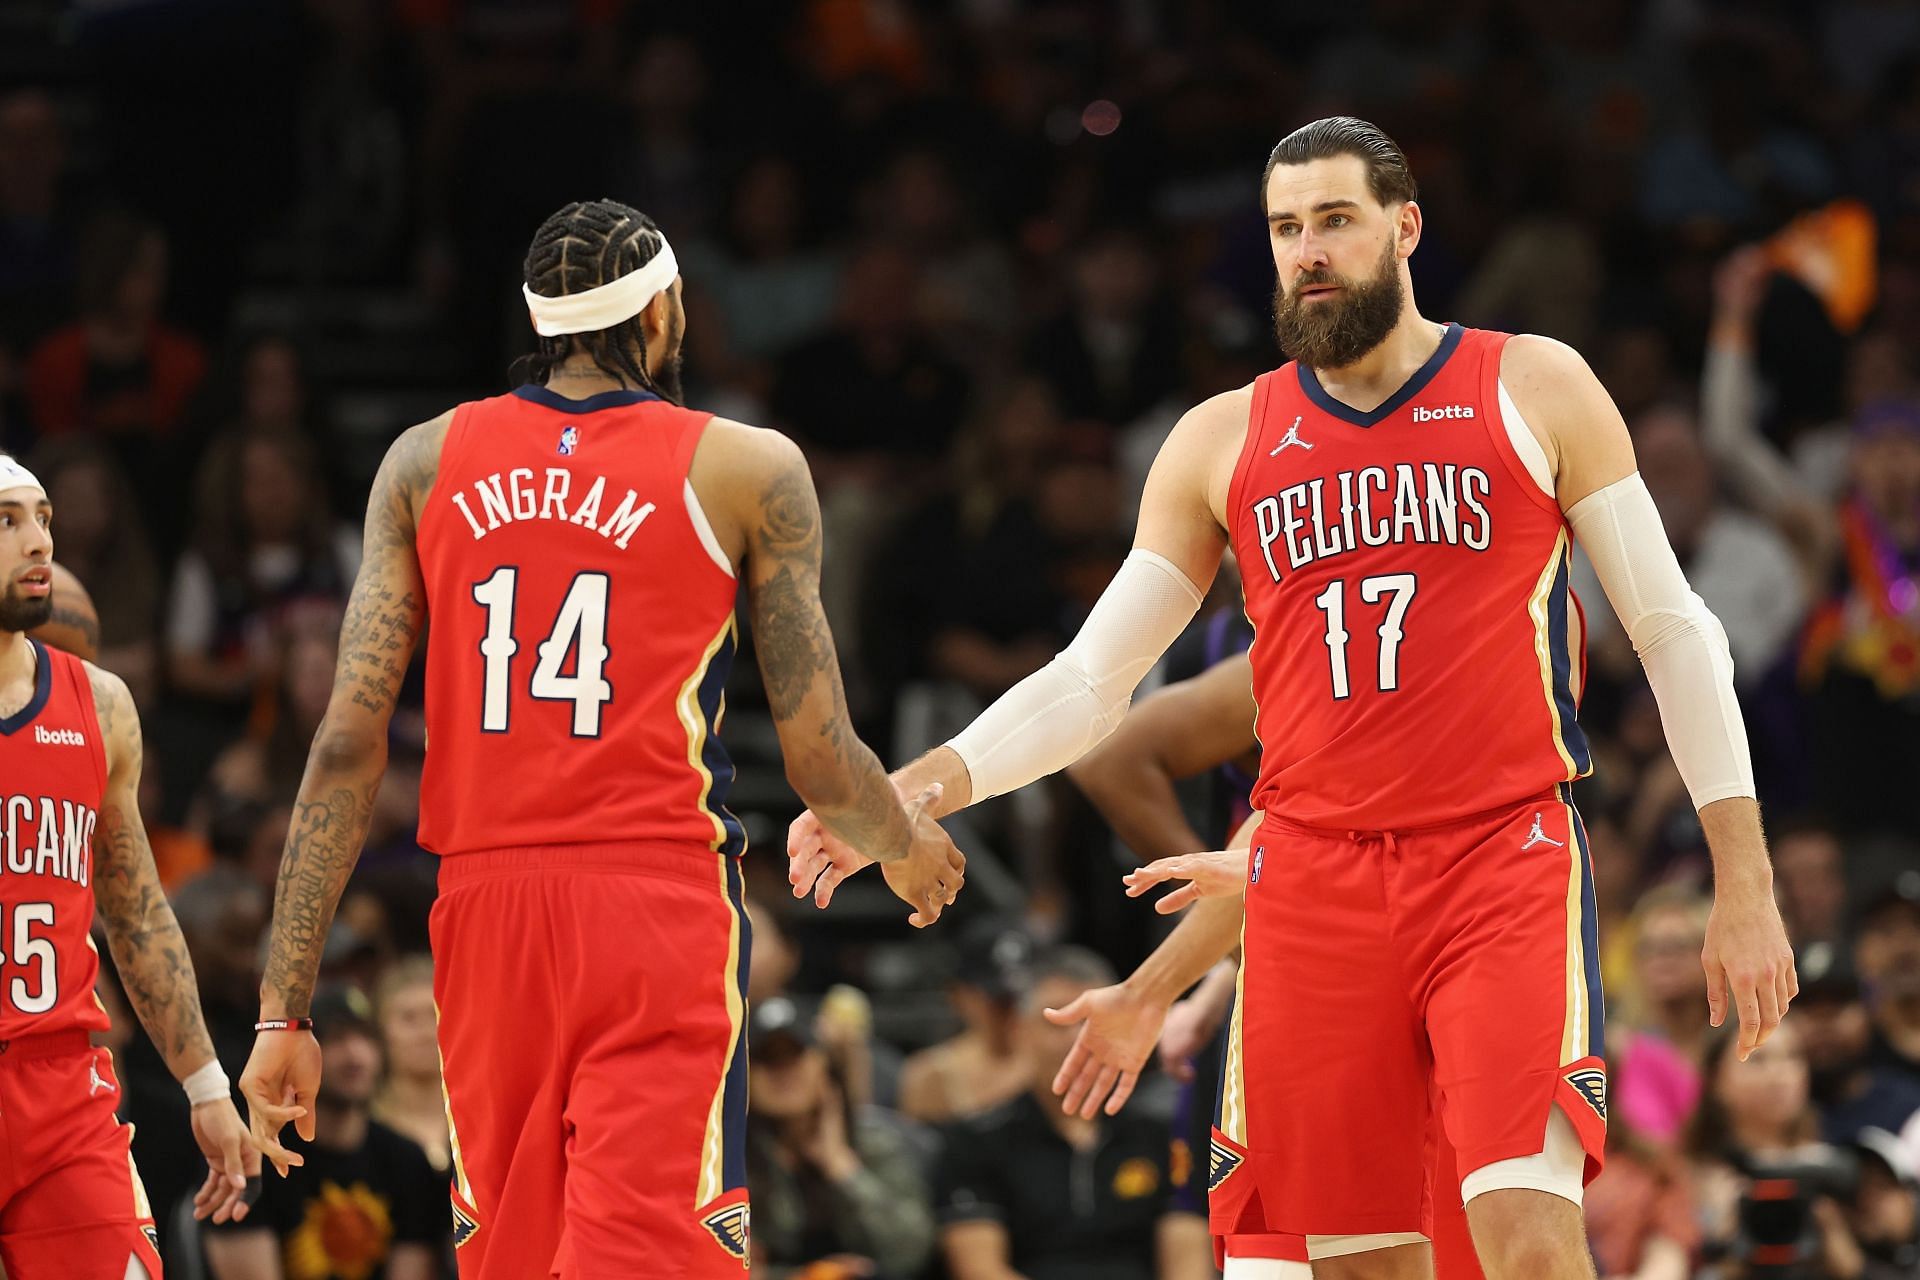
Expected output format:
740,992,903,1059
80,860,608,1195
700,1193,751,1265
451,1199,480,1247
1269,416,1313,456
1565,1067,1608,1122
1520,812,1564,851
1250,846,1264,885
1208,1137,1244,1191
558,425,580,456
143,1224,159,1251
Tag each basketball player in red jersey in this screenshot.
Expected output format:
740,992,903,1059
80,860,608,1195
1060,648,1481,1280
0,454,258,1278
790,118,1796,1278
236,200,964,1279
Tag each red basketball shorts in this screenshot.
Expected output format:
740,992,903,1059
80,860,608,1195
1213,1119,1482,1277
0,1034,162,1279
1211,785,1607,1239
431,844,751,1279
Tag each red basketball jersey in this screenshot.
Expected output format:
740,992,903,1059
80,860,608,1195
1227,324,1590,831
417,386,745,859
0,640,109,1039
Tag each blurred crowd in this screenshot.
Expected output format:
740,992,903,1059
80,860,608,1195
3,0,1919,1276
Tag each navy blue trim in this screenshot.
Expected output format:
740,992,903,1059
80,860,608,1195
511,384,660,414
1295,322,1464,427
1545,548,1593,774
696,622,748,859
0,640,54,736
1568,805,1607,1061
720,854,752,1193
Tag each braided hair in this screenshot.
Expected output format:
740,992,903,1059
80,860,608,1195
513,199,681,403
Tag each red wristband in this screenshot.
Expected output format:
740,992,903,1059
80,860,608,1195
254,1018,314,1033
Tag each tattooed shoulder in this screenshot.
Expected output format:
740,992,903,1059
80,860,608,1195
84,662,139,774
754,436,820,560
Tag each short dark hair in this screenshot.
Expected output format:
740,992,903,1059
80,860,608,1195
1262,116,1418,212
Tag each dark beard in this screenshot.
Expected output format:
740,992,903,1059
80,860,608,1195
1271,239,1405,371
0,591,53,634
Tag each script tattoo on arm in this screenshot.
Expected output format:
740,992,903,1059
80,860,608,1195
91,665,219,1076
260,417,440,1016
745,443,911,861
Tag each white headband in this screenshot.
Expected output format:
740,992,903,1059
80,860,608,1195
522,238,680,337
0,457,44,500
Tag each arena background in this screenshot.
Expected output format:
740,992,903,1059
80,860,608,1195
3,1,1918,1276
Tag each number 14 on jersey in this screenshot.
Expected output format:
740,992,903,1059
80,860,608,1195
472,568,614,737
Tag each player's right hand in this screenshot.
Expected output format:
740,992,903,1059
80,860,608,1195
189,1096,261,1224
787,808,875,908
1122,848,1250,914
238,1028,321,1177
1043,982,1167,1118
879,785,965,928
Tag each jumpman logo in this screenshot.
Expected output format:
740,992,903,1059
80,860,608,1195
89,1062,114,1097
1520,812,1564,851
1270,416,1313,456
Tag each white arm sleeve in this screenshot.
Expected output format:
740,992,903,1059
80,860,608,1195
1566,473,1756,808
947,549,1204,803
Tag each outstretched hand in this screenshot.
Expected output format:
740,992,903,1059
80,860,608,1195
1043,983,1168,1118
1122,848,1251,914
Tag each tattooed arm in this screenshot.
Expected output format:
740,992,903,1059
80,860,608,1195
735,430,917,862
91,664,217,1075
258,415,443,1018
93,662,261,1219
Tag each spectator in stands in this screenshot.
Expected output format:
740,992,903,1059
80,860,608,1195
204,984,446,1280
1611,887,1711,1145
935,946,1213,1280
1775,819,1854,952
1846,1129,1920,1278
0,89,78,374
24,209,206,445
1795,947,1920,1145
1687,1020,1869,1278
746,996,936,1279
899,919,1034,1124
1800,400,1920,834
167,426,358,708
203,603,343,805
372,955,450,1174
1028,225,1180,430
1858,873,1920,1086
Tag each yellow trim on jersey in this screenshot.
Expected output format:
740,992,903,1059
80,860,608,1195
1558,800,1589,1064
435,1002,475,1207
675,617,737,852
1527,529,1580,777
1220,922,1249,1146
697,859,747,1207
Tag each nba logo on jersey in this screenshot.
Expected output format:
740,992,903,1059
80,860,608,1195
1251,846,1264,885
557,425,579,456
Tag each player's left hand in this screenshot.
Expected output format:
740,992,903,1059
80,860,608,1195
1122,848,1250,914
1702,883,1797,1062
190,1096,261,1224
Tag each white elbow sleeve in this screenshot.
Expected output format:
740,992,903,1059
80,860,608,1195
947,549,1204,803
1567,474,1756,808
